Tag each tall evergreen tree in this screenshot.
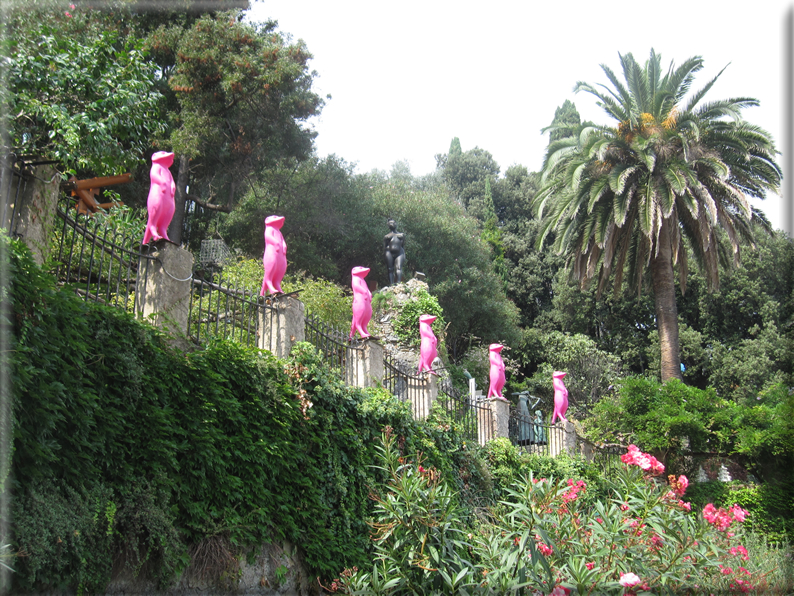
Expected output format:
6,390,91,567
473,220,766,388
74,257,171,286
547,99,582,144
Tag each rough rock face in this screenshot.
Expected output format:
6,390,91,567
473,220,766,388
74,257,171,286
371,279,434,370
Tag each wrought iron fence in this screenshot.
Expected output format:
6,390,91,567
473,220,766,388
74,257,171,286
588,443,625,477
53,197,152,312
437,376,492,445
304,312,364,386
383,353,433,418
508,408,568,457
188,271,268,347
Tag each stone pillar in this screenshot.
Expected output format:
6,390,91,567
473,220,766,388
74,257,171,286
258,296,305,359
563,419,578,454
10,164,59,265
408,373,437,419
348,340,384,388
547,420,578,457
136,241,193,339
487,397,510,441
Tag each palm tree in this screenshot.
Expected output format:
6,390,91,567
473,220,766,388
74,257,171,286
535,50,781,382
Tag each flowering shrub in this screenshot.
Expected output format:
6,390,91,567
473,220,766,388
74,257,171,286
326,438,788,595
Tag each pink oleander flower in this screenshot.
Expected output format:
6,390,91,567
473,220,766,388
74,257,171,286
679,500,691,511
548,586,570,596
621,444,665,475
650,533,664,549
730,504,748,523
64,11,72,16
619,572,641,587
562,478,586,503
536,536,553,557
704,503,744,531
585,561,595,570
730,545,750,561
69,2,75,7
668,474,689,497
720,564,733,575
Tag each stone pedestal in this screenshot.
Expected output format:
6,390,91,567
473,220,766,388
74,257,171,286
258,296,305,359
487,397,510,442
10,164,59,265
548,420,577,457
408,373,437,419
136,241,193,339
347,340,384,388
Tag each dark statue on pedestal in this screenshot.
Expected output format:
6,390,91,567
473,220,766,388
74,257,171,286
384,219,405,285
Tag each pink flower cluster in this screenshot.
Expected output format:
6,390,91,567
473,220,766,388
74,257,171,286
562,478,586,504
621,444,665,475
703,503,749,532
535,535,553,557
721,565,754,593
667,474,689,497
729,545,749,560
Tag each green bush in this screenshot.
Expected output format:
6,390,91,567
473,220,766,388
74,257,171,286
392,287,445,348
332,437,794,595
583,377,794,479
13,481,117,594
687,481,794,544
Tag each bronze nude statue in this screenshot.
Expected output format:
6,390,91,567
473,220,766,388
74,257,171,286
384,218,405,285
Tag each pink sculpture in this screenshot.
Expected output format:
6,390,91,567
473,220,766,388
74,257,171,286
417,314,438,375
349,266,372,340
260,215,287,296
487,344,507,401
551,371,569,424
142,151,176,245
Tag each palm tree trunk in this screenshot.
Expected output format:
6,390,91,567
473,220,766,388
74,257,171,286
650,219,683,382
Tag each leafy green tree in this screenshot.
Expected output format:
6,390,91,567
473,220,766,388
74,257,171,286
535,50,781,382
6,4,166,174
220,155,380,282
519,329,623,417
438,142,500,210
370,179,520,359
144,10,323,240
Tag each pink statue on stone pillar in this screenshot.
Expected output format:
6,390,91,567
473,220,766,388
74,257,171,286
142,151,176,245
417,314,438,375
487,343,507,401
260,215,287,296
349,266,372,340
551,371,569,424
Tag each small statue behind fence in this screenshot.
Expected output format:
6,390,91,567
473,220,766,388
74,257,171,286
384,218,405,285
487,343,507,401
261,215,287,296
551,370,569,424
417,314,438,375
349,266,372,340
142,151,176,245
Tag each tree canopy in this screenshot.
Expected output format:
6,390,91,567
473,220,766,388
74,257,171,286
535,50,781,381
7,5,165,174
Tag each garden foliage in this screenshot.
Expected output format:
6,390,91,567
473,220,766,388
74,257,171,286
329,437,793,595
7,238,487,591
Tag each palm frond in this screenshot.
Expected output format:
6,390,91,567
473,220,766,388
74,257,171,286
683,64,729,113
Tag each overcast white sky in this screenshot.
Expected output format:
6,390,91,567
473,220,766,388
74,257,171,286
249,0,791,232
